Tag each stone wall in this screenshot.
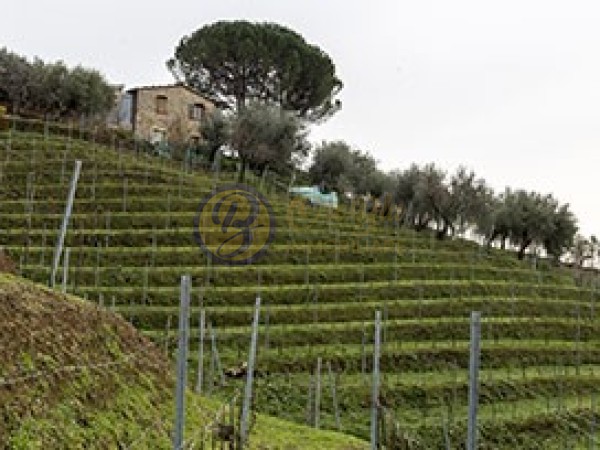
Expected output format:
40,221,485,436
132,85,214,143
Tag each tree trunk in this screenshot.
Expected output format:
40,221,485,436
208,145,219,163
436,221,449,240
236,84,246,112
238,157,247,183
415,216,428,232
486,230,499,248
517,239,532,260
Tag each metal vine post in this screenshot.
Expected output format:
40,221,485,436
50,160,82,288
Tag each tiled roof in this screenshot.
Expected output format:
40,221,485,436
126,82,203,97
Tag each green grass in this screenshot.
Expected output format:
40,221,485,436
0,273,367,449
2,128,600,448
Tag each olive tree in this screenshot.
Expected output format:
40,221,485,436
0,47,114,118
229,102,309,181
198,109,230,162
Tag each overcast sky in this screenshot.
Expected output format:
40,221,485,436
2,0,599,235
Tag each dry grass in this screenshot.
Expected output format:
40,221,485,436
0,250,15,274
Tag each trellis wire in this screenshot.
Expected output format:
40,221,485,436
0,354,136,389
327,361,341,431
122,177,128,213
105,211,111,248
164,315,172,357
209,322,225,387
361,321,367,377
306,373,314,426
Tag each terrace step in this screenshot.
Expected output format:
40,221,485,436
200,338,600,373
68,279,589,307
145,316,600,350
19,263,559,288
116,296,597,328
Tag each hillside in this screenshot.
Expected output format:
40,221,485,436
1,125,600,448
0,268,171,447
0,264,367,448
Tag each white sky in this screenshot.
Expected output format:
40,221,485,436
2,0,599,235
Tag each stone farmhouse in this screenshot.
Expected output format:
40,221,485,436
109,83,215,144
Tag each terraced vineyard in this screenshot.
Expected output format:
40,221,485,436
2,126,600,448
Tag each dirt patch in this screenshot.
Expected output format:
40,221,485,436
0,250,16,274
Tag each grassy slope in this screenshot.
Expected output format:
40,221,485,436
0,271,366,449
1,129,600,448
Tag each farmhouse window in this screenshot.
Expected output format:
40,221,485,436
150,127,167,144
156,95,168,115
189,103,205,120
